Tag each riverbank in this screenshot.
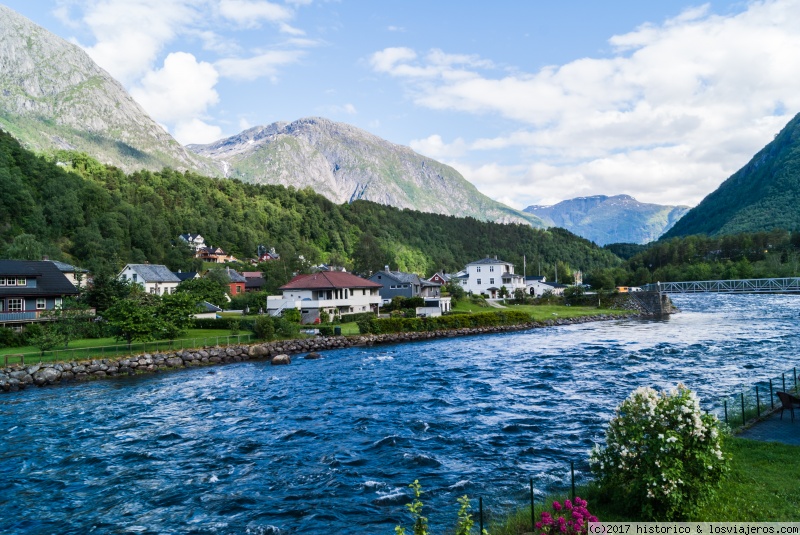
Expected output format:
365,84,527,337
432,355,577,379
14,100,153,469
0,311,638,393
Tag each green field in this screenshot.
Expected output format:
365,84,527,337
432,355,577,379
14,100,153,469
0,329,254,365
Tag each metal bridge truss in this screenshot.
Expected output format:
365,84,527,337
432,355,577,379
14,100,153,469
641,277,800,294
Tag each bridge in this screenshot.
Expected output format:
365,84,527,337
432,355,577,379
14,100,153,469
641,277,800,294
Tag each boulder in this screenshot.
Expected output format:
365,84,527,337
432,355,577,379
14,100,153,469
166,357,184,367
271,354,291,365
249,345,269,357
304,352,322,360
33,367,60,386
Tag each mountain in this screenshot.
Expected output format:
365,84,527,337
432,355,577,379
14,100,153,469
0,5,219,175
0,5,541,226
188,118,544,226
523,195,690,245
663,112,800,238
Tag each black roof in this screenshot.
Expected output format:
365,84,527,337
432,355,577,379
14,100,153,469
173,271,199,282
0,260,79,296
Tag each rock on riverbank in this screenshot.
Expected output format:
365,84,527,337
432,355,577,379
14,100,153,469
0,313,635,393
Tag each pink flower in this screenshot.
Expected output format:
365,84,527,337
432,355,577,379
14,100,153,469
565,499,573,510
553,501,563,511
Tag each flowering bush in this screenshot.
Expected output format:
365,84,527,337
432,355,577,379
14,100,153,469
590,384,729,520
536,497,597,534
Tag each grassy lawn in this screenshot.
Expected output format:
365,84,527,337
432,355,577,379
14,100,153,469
489,437,800,533
450,299,630,320
0,329,255,365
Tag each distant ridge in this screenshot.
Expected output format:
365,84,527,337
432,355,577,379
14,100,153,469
663,112,800,238
524,195,690,245
189,117,546,226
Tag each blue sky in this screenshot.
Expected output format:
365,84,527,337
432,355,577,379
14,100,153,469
4,1,800,209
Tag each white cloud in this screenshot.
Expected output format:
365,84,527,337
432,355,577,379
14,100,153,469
410,134,467,160
79,0,198,85
174,118,223,145
371,0,800,206
215,50,305,80
130,51,219,126
218,0,292,27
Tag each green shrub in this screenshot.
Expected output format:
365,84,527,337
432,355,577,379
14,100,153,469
590,384,729,520
273,317,300,338
338,311,374,323
0,327,20,348
281,308,301,323
254,316,275,340
358,310,531,335
317,325,334,336
193,317,256,331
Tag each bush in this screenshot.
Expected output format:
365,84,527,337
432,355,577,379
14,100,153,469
281,308,301,323
590,384,729,520
0,327,20,348
357,310,531,335
317,325,334,336
193,317,256,331
536,497,598,534
273,317,300,338
338,311,374,323
254,316,275,340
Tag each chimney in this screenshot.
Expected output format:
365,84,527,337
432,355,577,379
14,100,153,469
385,265,390,272
494,255,498,260
42,255,49,261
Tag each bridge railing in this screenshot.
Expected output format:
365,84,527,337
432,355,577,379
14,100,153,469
642,277,800,294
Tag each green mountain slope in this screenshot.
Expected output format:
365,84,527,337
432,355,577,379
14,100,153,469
524,195,689,245
0,5,220,175
0,128,620,279
188,118,545,226
664,112,800,238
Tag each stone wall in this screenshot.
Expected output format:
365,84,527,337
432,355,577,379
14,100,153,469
0,312,637,393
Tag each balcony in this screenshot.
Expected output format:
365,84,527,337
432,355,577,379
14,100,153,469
0,310,42,323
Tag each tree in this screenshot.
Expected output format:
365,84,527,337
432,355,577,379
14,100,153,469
103,296,162,347
156,292,197,339
84,272,136,313
41,297,93,348
3,233,44,260
27,323,65,356
176,277,227,306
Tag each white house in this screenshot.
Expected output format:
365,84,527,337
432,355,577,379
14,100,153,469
266,271,382,324
459,256,526,298
178,233,206,252
118,264,181,296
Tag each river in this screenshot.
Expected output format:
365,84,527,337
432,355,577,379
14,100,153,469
2,293,800,534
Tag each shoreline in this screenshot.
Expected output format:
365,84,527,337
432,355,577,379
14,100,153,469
0,311,642,393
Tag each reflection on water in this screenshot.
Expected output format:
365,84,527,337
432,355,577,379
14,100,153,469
2,293,799,534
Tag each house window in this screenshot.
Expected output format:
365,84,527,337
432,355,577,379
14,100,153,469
0,278,5,286
55,298,63,309
36,298,46,310
490,278,495,285
490,266,494,272
461,280,467,285
403,284,409,288
0,300,3,312
477,279,482,285
132,274,138,283
476,267,481,272
8,298,23,312
236,286,241,293
16,278,26,286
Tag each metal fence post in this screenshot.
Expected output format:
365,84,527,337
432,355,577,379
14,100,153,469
741,392,746,427
571,461,576,501
756,387,760,418
479,497,483,535
783,373,787,393
530,478,535,530
769,379,774,409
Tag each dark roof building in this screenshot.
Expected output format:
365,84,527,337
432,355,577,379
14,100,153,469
0,260,80,327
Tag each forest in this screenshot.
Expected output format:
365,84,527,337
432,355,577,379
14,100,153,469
591,230,800,289
0,129,620,287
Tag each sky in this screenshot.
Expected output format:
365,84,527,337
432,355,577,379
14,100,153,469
4,0,800,210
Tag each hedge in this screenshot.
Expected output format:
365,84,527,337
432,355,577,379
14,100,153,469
193,317,257,331
338,311,376,324
357,310,532,334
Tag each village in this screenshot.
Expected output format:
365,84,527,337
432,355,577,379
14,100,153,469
0,232,581,330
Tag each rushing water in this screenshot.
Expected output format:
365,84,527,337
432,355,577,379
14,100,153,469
2,293,800,534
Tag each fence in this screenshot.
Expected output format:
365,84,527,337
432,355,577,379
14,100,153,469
2,333,256,366
711,366,799,431
440,459,593,533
